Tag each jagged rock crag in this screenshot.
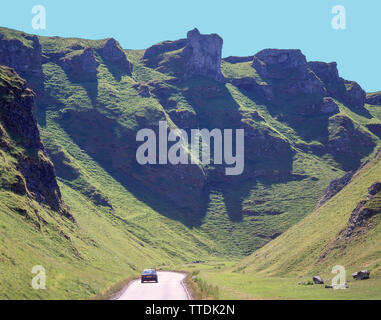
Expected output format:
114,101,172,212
0,32,43,92
0,65,72,220
143,28,223,81
252,49,327,114
182,28,223,81
97,38,132,74
346,182,381,238
223,50,366,113
308,61,366,109
58,48,99,80
315,154,377,210
315,171,355,209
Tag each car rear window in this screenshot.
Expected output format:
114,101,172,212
142,269,155,275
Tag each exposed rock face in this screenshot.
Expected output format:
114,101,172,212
97,38,132,74
223,56,254,64
320,97,339,113
315,171,354,209
308,61,344,100
253,49,311,80
0,66,72,219
143,29,224,81
0,33,43,92
342,80,366,109
224,52,367,114
0,72,42,149
252,49,326,111
346,182,381,238
367,181,381,199
182,28,224,81
316,151,381,210
0,34,43,79
59,48,99,79
308,61,340,84
308,61,366,109
366,91,381,105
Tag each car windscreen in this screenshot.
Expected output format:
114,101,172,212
142,269,155,275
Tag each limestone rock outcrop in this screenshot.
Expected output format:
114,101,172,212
182,28,224,81
0,33,43,92
59,48,99,79
0,33,43,79
97,38,132,74
308,61,366,109
143,28,224,81
346,182,381,238
0,66,72,219
252,49,326,96
320,97,339,113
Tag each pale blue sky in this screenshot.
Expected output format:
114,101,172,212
1,0,380,92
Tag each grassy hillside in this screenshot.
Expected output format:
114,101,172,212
0,64,219,300
37,34,348,256
1,26,381,299
239,150,381,276
189,148,381,299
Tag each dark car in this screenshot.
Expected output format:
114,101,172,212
141,269,158,283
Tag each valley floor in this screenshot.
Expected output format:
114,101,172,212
168,261,381,300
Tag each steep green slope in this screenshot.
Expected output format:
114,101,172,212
238,149,381,277
178,149,381,299
0,65,218,300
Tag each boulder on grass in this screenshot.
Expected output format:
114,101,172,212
312,276,324,284
352,270,370,280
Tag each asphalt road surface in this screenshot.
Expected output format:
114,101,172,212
117,271,189,300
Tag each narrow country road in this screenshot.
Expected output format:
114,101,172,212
117,271,189,300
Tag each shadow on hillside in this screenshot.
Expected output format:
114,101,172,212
176,77,295,223
240,89,377,172
102,59,131,82
206,166,299,223
344,103,373,118
54,76,296,227
62,70,99,107
57,107,208,228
